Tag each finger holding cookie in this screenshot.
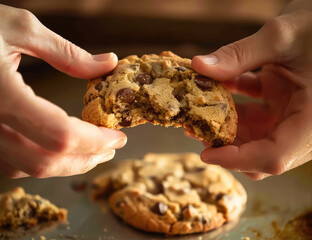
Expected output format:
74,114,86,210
193,0,312,180
0,4,126,178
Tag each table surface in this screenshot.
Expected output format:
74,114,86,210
0,68,312,240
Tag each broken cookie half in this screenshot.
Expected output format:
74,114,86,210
82,51,237,147
92,153,247,235
0,187,67,239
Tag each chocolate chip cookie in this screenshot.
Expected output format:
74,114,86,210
82,51,237,146
0,187,67,238
92,153,247,235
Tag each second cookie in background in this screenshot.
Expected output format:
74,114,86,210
91,153,247,235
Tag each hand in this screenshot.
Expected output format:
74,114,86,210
0,5,127,178
192,0,312,180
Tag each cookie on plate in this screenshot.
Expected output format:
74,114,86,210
0,187,67,238
92,153,247,235
82,51,237,147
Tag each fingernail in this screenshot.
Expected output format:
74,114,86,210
199,55,218,65
109,137,127,149
92,52,116,62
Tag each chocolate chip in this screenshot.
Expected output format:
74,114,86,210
193,120,211,133
207,103,227,112
156,183,164,194
201,123,211,132
2,224,12,230
136,73,153,85
176,189,188,195
151,202,168,215
212,139,224,148
201,217,210,225
193,167,206,172
218,193,231,201
95,82,103,92
149,176,164,194
71,180,88,192
24,208,36,218
194,75,213,91
175,66,188,72
120,118,132,127
175,89,186,102
117,88,135,104
220,103,227,111
216,193,226,201
186,166,205,173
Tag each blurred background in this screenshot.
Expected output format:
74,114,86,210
5,0,290,59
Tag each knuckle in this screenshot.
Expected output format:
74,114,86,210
219,39,251,66
29,155,54,178
265,155,286,175
262,16,297,56
61,40,81,73
30,163,50,178
9,86,34,111
18,9,36,22
52,127,72,153
14,9,39,34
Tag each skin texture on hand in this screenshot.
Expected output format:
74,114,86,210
192,0,312,180
0,4,127,178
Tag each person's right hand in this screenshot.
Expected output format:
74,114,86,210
0,4,127,179
192,0,312,180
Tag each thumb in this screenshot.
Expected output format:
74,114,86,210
15,12,118,79
192,27,277,81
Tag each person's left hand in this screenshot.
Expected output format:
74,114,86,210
0,5,127,179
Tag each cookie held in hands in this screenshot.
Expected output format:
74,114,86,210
82,51,237,146
92,153,247,235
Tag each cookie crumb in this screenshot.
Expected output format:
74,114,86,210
71,180,88,192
